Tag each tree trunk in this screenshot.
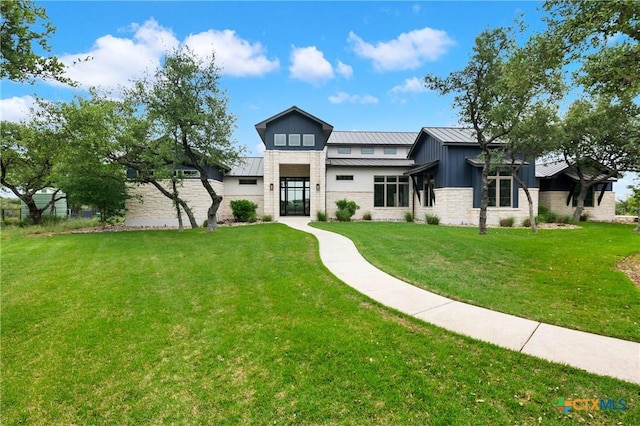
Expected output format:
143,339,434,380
636,208,640,233
24,197,44,225
479,151,492,235
148,180,199,228
512,173,537,233
572,182,590,223
207,195,223,231
171,178,184,231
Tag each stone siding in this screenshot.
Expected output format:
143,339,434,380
538,190,616,221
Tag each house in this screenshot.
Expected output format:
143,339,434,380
536,159,617,221
124,106,615,226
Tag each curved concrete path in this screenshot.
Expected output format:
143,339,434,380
280,218,640,385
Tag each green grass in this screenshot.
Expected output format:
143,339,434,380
2,225,639,425
312,222,640,342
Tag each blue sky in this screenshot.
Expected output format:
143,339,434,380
1,1,636,197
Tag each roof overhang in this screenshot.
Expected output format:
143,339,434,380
404,160,439,175
466,158,529,168
326,158,414,167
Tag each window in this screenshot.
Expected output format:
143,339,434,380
336,175,354,181
338,147,351,154
289,134,301,146
487,171,512,207
361,147,374,155
571,185,594,207
383,147,397,155
424,175,435,207
303,134,315,147
239,179,257,185
374,175,409,207
174,169,200,178
274,134,286,146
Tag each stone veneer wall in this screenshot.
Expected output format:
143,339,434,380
262,150,326,220
538,190,615,221
414,187,539,226
125,179,226,227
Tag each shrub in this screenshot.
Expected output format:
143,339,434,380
230,199,258,222
404,212,414,222
316,211,327,222
335,199,359,222
499,217,515,228
580,212,590,222
555,215,574,225
522,217,539,227
262,215,272,222
425,213,440,225
362,212,372,221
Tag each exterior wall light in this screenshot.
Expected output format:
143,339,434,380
316,183,320,191
269,183,274,191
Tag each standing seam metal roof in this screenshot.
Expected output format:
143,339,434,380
227,157,264,176
327,131,418,146
421,127,477,144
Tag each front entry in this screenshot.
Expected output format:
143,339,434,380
280,177,310,216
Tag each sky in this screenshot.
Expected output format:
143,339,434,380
1,1,636,198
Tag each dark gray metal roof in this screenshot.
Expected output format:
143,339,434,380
327,131,418,146
326,158,415,167
466,158,529,167
227,157,264,176
405,160,439,175
422,127,477,144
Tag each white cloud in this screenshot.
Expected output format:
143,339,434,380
348,27,454,71
328,92,378,104
0,96,38,122
184,29,279,76
58,19,178,91
336,61,353,79
289,46,334,84
390,76,428,94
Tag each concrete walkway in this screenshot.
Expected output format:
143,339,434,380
280,217,640,385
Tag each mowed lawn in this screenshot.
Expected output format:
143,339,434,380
313,222,640,342
1,224,639,425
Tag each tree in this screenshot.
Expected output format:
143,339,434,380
425,27,563,234
559,97,640,222
0,120,64,224
544,0,640,98
129,48,243,231
0,0,72,84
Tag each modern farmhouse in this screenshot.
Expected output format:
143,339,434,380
124,106,616,226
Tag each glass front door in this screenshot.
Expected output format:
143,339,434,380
280,177,310,216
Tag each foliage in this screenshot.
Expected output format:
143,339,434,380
3,226,638,424
261,214,272,222
559,96,640,221
424,26,563,234
404,212,413,222
362,212,372,221
537,205,558,224
425,213,440,225
335,198,359,222
314,221,640,341
0,0,72,84
230,199,258,222
316,211,327,222
543,0,640,98
499,217,515,227
128,48,244,232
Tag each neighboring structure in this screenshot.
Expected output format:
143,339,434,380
20,188,68,220
536,160,617,221
124,106,616,226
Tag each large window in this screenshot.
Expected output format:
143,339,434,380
487,171,512,207
374,175,409,207
274,134,286,146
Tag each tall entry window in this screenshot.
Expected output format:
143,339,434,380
488,171,512,207
280,177,310,216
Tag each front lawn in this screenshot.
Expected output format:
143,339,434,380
312,222,640,342
1,225,638,424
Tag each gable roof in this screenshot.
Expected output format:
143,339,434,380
254,105,333,143
408,127,479,157
536,159,617,182
327,131,417,146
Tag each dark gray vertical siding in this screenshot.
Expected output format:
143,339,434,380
264,112,324,151
411,134,447,188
